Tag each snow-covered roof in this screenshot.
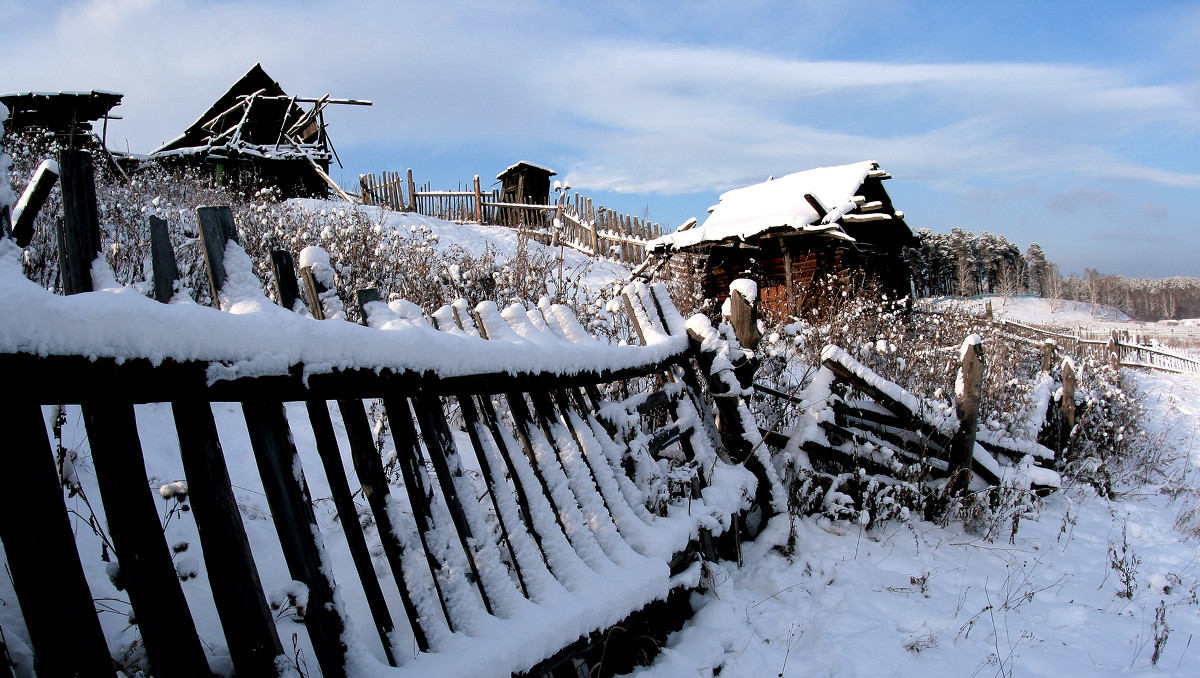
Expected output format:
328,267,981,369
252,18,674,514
496,160,557,180
651,160,909,252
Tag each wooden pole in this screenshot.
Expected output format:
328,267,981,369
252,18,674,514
11,159,59,247
149,215,180,304
949,337,983,487
407,169,417,213
474,174,484,224
57,150,102,295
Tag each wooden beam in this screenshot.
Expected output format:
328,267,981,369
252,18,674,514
11,159,58,247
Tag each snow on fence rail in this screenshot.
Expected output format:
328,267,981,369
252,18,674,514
0,151,775,678
357,169,662,267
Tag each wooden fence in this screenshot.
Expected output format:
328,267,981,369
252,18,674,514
358,169,663,267
1000,320,1200,375
1,150,777,678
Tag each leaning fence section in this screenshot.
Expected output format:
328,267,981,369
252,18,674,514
1000,320,1200,374
1,150,770,678
357,169,663,268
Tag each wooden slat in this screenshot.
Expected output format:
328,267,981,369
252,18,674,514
83,402,212,677
409,396,495,615
149,215,180,304
11,159,58,248
271,250,304,312
456,393,531,596
197,206,238,308
382,396,457,630
305,399,398,666
241,400,347,678
172,402,284,675
58,150,102,295
0,403,114,677
336,398,431,651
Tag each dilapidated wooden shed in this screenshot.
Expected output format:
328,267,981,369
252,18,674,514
648,161,918,320
148,64,369,199
0,90,123,149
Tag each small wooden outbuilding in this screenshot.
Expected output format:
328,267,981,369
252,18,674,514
648,161,918,320
496,161,556,205
0,90,123,148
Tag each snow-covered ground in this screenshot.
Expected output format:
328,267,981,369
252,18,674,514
634,370,1200,678
952,295,1132,327
3,203,1199,677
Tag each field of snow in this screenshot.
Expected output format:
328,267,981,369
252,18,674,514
950,295,1132,327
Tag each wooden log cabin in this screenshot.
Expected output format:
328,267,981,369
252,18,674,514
648,161,918,321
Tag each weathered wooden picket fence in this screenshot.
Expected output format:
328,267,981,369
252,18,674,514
358,170,662,267
1000,320,1200,375
0,151,777,678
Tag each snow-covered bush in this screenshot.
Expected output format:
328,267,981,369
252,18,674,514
6,137,635,338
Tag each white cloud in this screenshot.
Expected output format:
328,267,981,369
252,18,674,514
3,0,1199,200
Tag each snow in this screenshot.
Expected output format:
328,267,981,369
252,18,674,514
951,295,1133,326
652,161,884,251
5,192,1199,678
0,236,687,381
631,374,1200,678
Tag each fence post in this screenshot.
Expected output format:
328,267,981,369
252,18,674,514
407,168,417,213
1108,329,1121,369
1061,357,1077,431
57,150,102,295
1041,338,1056,373
149,215,180,304
474,174,484,224
949,335,983,488
197,206,238,309
359,174,371,206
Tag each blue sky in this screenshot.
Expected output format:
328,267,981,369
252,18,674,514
3,0,1198,277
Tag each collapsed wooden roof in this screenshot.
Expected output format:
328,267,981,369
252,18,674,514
651,160,917,254
149,63,369,170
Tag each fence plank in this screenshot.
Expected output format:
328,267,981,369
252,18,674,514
58,150,102,295
11,159,58,248
150,215,180,304
306,399,399,665
455,393,531,597
271,250,304,312
242,400,348,677
381,396,458,630
335,396,431,651
172,402,284,675
410,396,496,615
83,402,212,677
197,206,238,309
1,403,115,677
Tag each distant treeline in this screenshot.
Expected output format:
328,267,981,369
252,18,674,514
906,228,1199,321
